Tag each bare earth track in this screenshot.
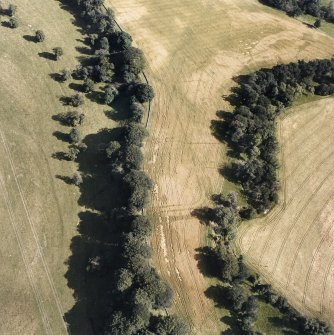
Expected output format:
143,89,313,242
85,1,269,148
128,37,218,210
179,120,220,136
107,0,334,333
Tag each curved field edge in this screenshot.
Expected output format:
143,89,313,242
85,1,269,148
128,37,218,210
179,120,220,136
236,96,334,328
106,0,334,333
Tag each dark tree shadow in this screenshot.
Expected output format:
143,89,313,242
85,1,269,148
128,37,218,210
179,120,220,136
195,246,221,278
218,164,239,184
59,96,73,106
56,175,73,185
63,129,129,334
268,317,301,335
191,207,213,225
52,114,69,126
1,21,11,28
23,34,36,42
49,73,65,82
38,51,55,61
75,46,93,55
301,21,315,29
53,130,70,142
69,82,84,92
52,152,70,161
85,91,105,105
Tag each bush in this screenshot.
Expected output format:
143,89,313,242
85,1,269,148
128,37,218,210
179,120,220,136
62,111,85,127
103,84,118,104
70,93,84,107
59,69,71,82
122,47,146,75
83,78,94,93
130,102,145,122
72,172,83,185
69,128,81,143
106,141,121,159
53,47,63,60
8,4,16,16
130,215,152,237
151,315,190,335
67,146,80,161
9,17,18,28
124,123,148,147
124,170,153,210
35,30,45,42
133,83,155,103
314,18,321,28
123,144,143,170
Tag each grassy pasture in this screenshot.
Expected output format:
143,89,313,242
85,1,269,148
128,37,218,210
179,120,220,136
107,0,334,333
237,97,334,329
0,0,115,334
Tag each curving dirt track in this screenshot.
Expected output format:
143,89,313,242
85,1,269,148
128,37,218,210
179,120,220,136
107,0,334,333
237,97,334,328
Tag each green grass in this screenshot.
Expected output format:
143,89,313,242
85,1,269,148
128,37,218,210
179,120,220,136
298,13,334,38
0,1,116,334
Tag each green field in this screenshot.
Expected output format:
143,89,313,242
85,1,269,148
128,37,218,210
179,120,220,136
0,0,115,333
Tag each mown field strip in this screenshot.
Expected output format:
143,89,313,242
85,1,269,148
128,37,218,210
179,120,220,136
0,130,69,335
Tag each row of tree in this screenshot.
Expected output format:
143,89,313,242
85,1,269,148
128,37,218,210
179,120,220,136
260,0,334,24
224,58,334,213
65,0,189,334
202,191,330,334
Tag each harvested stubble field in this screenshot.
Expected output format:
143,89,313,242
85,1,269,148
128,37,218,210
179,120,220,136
237,96,334,328
0,0,115,334
108,0,334,333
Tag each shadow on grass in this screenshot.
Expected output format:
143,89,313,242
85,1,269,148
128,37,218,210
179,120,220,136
38,51,55,61
195,246,220,278
63,129,129,334
23,34,36,42
1,21,12,28
56,174,73,185
69,82,84,92
53,130,70,143
49,73,65,82
75,46,93,55
52,152,70,161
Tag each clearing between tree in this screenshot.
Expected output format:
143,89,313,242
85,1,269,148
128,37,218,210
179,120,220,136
107,0,334,333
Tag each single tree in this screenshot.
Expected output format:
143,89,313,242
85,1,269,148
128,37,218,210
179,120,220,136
69,93,84,107
59,69,71,82
69,128,81,143
72,172,83,185
83,78,94,93
9,17,18,28
35,30,45,42
314,18,321,28
67,146,80,161
53,47,63,60
133,83,155,103
103,84,118,104
8,4,16,16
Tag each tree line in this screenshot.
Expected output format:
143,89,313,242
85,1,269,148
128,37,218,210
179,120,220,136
195,191,330,334
260,0,334,26
222,58,334,214
59,0,190,334
204,57,334,333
